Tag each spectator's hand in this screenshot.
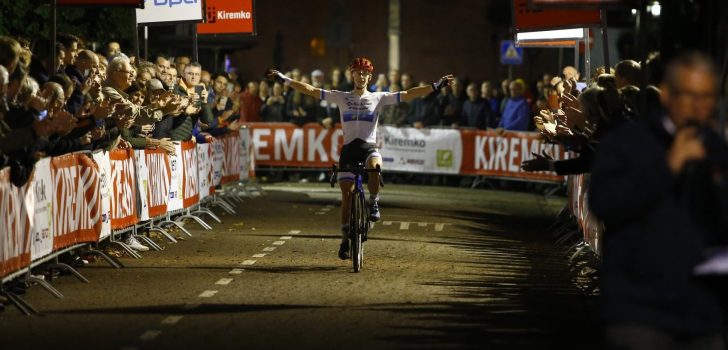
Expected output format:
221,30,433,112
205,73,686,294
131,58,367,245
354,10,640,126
158,138,176,155
267,69,287,84
521,151,553,172
667,127,706,174
93,100,114,119
413,121,424,129
495,127,506,135
140,124,154,134
227,120,241,131
564,106,585,128
221,110,235,120
203,133,214,143
49,110,76,135
79,132,93,145
433,74,455,90
199,87,209,102
560,92,580,111
451,123,459,129
185,104,201,115
198,122,209,130
298,107,307,117
91,126,105,141
27,95,49,112
117,138,131,149
534,116,545,131
321,117,333,129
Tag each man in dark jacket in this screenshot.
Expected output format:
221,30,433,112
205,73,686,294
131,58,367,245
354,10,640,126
589,52,728,349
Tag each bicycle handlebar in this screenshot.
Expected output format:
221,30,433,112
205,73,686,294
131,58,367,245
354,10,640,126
329,164,384,188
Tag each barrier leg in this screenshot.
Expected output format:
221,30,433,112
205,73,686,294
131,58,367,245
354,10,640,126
0,289,37,315
209,195,236,214
195,207,222,224
46,261,90,284
569,244,590,263
175,209,212,230
110,241,143,259
149,226,178,243
21,274,64,299
85,249,123,268
159,219,193,237
134,234,163,251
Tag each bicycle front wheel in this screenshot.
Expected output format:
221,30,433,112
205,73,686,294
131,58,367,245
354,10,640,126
350,191,366,272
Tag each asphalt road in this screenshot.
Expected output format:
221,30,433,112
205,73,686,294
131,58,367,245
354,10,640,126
0,183,597,349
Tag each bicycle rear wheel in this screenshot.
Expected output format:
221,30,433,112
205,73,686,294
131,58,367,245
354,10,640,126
350,191,365,272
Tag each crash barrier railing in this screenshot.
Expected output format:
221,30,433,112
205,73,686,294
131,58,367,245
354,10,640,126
0,128,260,315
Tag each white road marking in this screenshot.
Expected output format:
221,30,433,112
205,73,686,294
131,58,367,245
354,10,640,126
120,347,138,350
418,222,428,227
435,223,445,231
400,222,411,230
383,221,392,226
289,230,301,234
182,303,200,310
320,207,332,212
198,290,218,298
139,330,161,341
161,315,184,325
215,278,233,285
315,212,326,215
280,236,292,240
241,260,257,265
229,268,244,275
262,247,277,252
272,241,286,245
252,253,267,258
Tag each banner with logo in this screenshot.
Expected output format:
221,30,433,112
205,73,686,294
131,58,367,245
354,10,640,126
378,126,462,174
109,149,138,229
27,158,53,260
221,132,243,184
52,154,102,249
247,123,343,168
0,167,31,278
197,0,255,35
211,137,224,187
92,151,112,240
239,128,251,180
168,143,183,211
197,143,212,199
144,149,171,217
136,0,204,25
134,150,150,221
180,141,200,208
459,129,567,182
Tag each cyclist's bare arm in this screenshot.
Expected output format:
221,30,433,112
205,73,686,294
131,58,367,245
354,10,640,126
400,74,455,102
267,69,321,99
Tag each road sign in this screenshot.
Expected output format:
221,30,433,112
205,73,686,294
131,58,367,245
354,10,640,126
500,40,523,65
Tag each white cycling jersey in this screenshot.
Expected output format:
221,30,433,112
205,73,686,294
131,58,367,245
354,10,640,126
321,89,402,145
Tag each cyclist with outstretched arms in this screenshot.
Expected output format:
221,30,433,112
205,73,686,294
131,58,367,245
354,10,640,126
268,58,453,260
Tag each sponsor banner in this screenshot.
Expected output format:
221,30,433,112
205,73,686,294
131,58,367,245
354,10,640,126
460,129,567,182
0,168,31,278
142,149,171,217
221,132,243,184
197,143,212,199
247,123,343,168
27,158,53,260
180,141,200,208
92,151,112,240
136,0,203,25
197,0,255,35
378,126,462,174
134,150,150,221
58,0,143,5
168,143,183,211
51,154,102,249
211,137,224,187
239,128,251,180
109,149,138,229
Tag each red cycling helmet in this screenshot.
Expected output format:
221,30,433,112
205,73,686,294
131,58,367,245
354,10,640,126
348,57,374,73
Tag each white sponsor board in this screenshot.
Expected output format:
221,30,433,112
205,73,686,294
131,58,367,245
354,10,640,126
136,0,203,24
378,126,462,174
167,143,183,211
197,143,211,199
134,150,150,221
92,152,112,240
27,158,53,260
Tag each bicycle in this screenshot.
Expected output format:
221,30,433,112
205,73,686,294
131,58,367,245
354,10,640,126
330,163,383,272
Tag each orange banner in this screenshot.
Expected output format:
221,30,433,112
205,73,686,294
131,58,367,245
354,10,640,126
144,149,171,217
180,141,200,208
51,154,102,249
197,0,254,35
110,149,138,229
460,129,567,182
0,168,31,278
247,123,343,168
220,132,243,184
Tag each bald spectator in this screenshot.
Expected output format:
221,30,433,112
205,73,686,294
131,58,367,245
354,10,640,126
615,59,642,89
498,79,530,131
64,49,99,114
106,41,121,59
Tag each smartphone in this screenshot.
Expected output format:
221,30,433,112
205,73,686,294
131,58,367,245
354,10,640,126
194,85,204,95
38,110,48,121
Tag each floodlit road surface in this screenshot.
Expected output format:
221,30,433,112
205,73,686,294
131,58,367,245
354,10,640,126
0,183,597,349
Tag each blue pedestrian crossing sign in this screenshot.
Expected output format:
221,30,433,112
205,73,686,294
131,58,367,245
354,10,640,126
500,40,523,65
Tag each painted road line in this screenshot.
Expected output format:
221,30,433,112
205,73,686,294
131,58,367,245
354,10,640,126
215,278,233,285
418,222,428,227
320,207,332,211
383,221,392,226
241,260,257,265
400,222,411,230
280,236,292,240
229,269,244,275
272,241,286,245
435,223,445,231
262,247,277,252
198,290,218,298
139,330,161,341
161,315,184,325
289,230,301,235
252,253,267,258
120,347,138,350
315,212,326,215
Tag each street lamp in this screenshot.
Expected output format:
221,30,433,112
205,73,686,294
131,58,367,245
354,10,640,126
647,1,661,17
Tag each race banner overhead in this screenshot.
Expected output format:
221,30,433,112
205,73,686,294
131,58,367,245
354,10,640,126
58,0,143,6
197,0,255,35
136,0,204,25
512,0,601,31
